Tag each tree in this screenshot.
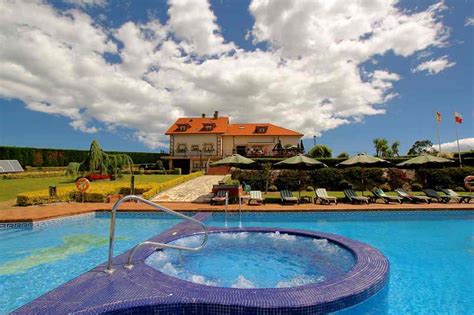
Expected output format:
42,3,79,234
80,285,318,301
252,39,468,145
373,138,381,157
407,140,435,156
373,138,389,157
391,141,400,157
337,152,349,158
79,140,133,177
308,145,332,158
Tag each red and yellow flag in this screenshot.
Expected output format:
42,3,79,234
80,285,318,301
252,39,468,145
436,111,441,123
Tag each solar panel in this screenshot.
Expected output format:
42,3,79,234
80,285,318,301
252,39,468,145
0,160,24,173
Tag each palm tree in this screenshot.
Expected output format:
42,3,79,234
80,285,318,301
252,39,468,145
391,141,400,157
373,138,381,157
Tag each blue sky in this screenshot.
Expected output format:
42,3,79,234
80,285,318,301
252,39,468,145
0,0,472,155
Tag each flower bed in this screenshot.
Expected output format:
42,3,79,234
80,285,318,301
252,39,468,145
16,171,203,206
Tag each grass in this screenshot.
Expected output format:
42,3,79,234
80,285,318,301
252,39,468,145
0,175,182,202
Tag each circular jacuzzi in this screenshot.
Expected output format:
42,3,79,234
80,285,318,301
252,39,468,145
140,227,389,314
146,231,355,289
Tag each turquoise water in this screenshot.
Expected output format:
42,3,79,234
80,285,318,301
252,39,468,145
146,232,355,288
0,213,184,314
207,211,474,314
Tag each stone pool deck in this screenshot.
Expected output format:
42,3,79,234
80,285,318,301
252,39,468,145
0,200,472,223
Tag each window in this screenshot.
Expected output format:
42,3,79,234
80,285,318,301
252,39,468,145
203,143,214,152
255,126,268,133
177,124,188,131
176,144,187,153
202,123,215,131
191,145,200,151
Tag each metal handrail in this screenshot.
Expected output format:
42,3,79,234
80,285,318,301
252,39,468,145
105,195,208,274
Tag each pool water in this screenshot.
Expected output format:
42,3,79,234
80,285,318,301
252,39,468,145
207,211,474,314
145,232,355,288
0,212,184,313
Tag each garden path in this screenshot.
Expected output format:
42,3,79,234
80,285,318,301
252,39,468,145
151,175,225,203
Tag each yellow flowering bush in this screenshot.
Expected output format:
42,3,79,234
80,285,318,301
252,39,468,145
16,171,204,206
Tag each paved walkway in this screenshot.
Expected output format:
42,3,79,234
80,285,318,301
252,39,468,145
0,201,472,223
151,175,225,203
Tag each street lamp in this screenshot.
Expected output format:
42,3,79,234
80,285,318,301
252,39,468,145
313,135,317,146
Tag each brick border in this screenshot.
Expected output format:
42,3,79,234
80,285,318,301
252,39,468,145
14,213,389,314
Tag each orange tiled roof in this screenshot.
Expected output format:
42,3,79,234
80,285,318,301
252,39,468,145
225,123,303,136
165,117,230,134
165,117,302,136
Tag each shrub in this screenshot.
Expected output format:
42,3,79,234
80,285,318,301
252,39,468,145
1,171,65,180
311,168,344,190
411,183,423,191
224,179,240,186
268,185,278,192
274,170,310,191
17,172,204,206
308,145,332,158
338,180,353,190
379,183,392,192
232,170,267,191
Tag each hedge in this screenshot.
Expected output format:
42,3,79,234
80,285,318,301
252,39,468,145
232,167,474,192
0,146,167,168
1,171,65,180
16,171,204,206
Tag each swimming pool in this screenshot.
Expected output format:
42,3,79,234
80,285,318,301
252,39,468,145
0,212,185,313
207,211,474,314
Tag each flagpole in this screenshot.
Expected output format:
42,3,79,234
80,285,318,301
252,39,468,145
455,119,462,168
436,112,441,153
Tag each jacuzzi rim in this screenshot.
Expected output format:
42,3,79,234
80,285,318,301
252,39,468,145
148,228,359,290
134,226,390,312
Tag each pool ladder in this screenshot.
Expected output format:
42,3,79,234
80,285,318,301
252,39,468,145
105,195,208,274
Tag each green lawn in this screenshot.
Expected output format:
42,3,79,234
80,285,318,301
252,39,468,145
0,175,182,202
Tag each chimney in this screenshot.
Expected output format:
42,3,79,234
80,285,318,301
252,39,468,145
202,113,206,118
213,111,218,119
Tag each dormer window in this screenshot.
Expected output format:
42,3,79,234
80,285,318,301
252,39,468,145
255,126,268,134
177,124,188,131
202,123,215,131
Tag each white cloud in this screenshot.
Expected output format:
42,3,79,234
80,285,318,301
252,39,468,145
64,0,107,8
412,55,455,75
465,17,474,26
167,0,235,56
435,138,474,152
0,0,450,148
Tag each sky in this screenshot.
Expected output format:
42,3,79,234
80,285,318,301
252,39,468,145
0,0,472,156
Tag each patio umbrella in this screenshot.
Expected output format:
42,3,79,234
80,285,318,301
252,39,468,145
275,154,327,199
396,155,454,185
275,154,327,170
210,154,255,167
337,154,391,194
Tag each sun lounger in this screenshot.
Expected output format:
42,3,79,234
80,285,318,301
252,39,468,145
442,189,472,203
211,190,228,205
395,188,431,203
280,190,299,205
248,190,265,205
315,188,338,205
343,189,369,204
423,189,454,203
372,188,403,204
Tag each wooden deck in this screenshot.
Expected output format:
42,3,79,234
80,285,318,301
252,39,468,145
0,201,472,223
